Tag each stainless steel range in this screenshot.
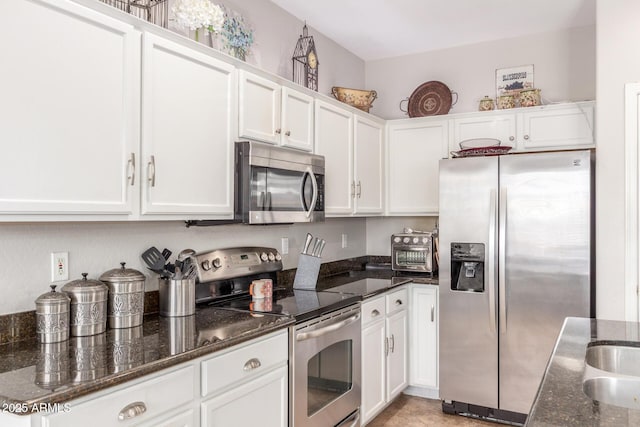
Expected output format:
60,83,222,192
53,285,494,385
193,247,362,427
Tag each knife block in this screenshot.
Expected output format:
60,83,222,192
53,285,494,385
293,254,322,290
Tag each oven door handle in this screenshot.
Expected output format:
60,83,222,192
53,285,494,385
295,313,360,341
303,167,318,219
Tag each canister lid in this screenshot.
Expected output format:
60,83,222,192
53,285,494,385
62,273,108,294
99,262,145,283
35,284,70,306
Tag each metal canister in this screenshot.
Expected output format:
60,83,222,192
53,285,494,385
159,277,195,317
35,284,70,343
62,273,108,336
99,262,146,329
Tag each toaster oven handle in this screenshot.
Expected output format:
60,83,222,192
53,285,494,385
304,167,319,218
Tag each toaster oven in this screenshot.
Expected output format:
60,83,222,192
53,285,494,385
391,232,438,274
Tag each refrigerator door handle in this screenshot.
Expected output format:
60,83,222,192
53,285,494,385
488,188,498,334
499,186,508,333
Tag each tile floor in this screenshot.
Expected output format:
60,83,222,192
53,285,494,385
367,395,499,427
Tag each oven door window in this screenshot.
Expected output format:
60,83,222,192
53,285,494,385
307,340,353,416
250,166,314,211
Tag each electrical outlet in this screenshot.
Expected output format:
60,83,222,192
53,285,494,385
341,233,348,248
281,237,289,255
51,252,69,282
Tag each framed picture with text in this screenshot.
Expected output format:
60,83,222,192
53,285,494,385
496,65,534,99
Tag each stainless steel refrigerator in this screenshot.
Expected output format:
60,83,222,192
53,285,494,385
439,150,593,423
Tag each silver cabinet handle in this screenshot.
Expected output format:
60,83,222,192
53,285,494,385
356,181,362,198
127,152,136,186
118,401,147,421
395,299,403,306
147,155,156,187
285,130,291,136
371,309,380,317
243,358,261,371
390,334,395,353
275,128,281,134
431,305,435,322
524,135,530,140
509,136,515,141
385,337,389,356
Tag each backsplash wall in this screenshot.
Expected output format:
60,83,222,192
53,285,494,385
0,218,366,316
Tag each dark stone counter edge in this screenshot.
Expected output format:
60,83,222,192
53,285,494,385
0,316,294,415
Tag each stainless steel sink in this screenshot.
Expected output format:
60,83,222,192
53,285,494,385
582,343,640,410
585,344,640,376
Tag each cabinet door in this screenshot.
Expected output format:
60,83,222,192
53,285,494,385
354,116,384,214
361,319,386,424
201,365,287,427
281,87,314,151
0,0,139,215
141,33,235,217
315,100,354,215
518,103,595,151
410,285,438,389
238,70,281,144
138,409,197,427
387,120,448,215
452,114,516,153
386,309,408,401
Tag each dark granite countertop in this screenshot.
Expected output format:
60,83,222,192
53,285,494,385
314,264,438,291
527,317,640,426
0,306,293,414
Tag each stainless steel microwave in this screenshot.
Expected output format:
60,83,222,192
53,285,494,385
235,141,325,224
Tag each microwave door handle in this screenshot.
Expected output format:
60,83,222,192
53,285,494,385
266,191,272,210
258,191,265,210
304,167,319,218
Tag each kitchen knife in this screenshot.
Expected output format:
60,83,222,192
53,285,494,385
302,233,313,254
317,239,326,257
311,238,322,257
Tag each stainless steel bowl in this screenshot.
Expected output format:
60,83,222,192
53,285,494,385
100,262,146,329
62,273,108,336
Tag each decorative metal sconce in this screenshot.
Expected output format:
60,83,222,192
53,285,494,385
292,23,318,91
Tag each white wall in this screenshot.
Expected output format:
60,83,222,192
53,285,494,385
169,0,365,95
365,25,596,119
595,0,640,320
0,218,366,315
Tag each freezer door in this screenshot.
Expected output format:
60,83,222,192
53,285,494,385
498,150,592,414
439,156,499,409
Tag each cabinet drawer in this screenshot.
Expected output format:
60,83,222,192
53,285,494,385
201,330,288,397
361,296,385,326
386,287,408,314
42,365,195,427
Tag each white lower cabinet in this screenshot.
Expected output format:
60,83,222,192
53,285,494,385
406,284,439,399
0,330,289,427
361,287,408,425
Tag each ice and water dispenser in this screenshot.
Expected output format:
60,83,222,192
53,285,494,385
451,243,485,292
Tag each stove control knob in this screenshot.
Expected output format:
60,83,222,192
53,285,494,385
403,237,410,244
275,253,282,261
393,236,401,243
268,252,275,261
413,237,420,244
422,237,429,244
260,252,268,262
212,258,222,269
201,260,211,271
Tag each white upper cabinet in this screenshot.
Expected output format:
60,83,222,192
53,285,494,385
354,116,385,215
387,119,449,215
239,71,314,151
451,114,517,153
315,100,355,215
141,33,236,218
0,0,139,216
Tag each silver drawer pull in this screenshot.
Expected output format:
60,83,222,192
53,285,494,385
395,299,403,306
243,358,261,371
371,309,380,317
431,305,435,322
118,401,147,421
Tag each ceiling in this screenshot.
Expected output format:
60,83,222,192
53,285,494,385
270,0,596,61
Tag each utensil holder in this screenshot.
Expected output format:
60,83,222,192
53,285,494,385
293,254,322,290
159,278,195,317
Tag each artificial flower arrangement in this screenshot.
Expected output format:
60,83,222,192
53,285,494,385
171,0,224,41
171,0,254,61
